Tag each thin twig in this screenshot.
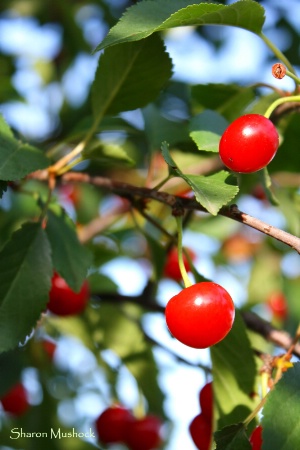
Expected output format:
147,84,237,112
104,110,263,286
241,310,300,358
59,172,300,254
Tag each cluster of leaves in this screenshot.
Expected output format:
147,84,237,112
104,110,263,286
0,0,300,449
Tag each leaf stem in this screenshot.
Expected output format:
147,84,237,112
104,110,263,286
264,95,300,119
175,216,192,288
152,175,171,191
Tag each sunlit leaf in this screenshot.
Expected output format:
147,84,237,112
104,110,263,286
182,171,239,216
95,0,265,51
210,310,257,429
189,110,228,153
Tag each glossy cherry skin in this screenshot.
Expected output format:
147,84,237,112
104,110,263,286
267,292,288,320
1,383,29,416
249,425,263,450
199,382,213,422
95,405,134,444
164,248,195,281
165,282,235,349
219,114,279,173
124,415,163,450
189,413,212,450
47,273,89,316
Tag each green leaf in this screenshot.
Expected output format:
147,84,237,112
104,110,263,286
143,104,190,150
189,110,229,153
83,142,134,166
95,0,265,51
161,142,239,215
161,141,177,168
88,272,118,294
261,363,300,450
210,310,257,429
46,205,92,292
269,114,300,173
0,180,7,198
0,114,14,137
0,350,24,396
0,222,52,353
215,423,252,450
191,84,256,122
182,171,239,216
0,115,49,181
92,33,173,119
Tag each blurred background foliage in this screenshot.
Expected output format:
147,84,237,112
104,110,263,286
0,1,299,449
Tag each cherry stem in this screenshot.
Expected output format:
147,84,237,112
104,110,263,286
175,216,192,288
285,70,300,86
244,395,268,427
264,95,300,119
259,33,296,78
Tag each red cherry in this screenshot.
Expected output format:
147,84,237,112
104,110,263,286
1,383,29,416
164,248,195,281
95,405,134,444
267,291,288,320
42,340,57,360
219,114,279,173
199,382,213,422
189,413,212,450
124,415,163,450
165,282,235,349
249,425,263,450
47,273,89,316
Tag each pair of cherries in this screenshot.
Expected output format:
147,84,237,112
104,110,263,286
189,382,213,449
95,405,162,450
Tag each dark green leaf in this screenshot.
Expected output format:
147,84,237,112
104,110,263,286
0,180,7,198
161,141,178,168
191,84,256,122
182,171,239,216
189,110,229,153
261,363,300,450
215,423,251,450
95,0,265,51
0,350,24,396
92,34,173,119
0,115,50,181
269,114,300,173
0,222,52,353
88,272,118,294
143,104,190,150
46,205,92,292
210,310,257,429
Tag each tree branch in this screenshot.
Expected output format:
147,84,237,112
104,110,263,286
59,172,300,254
241,310,300,358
